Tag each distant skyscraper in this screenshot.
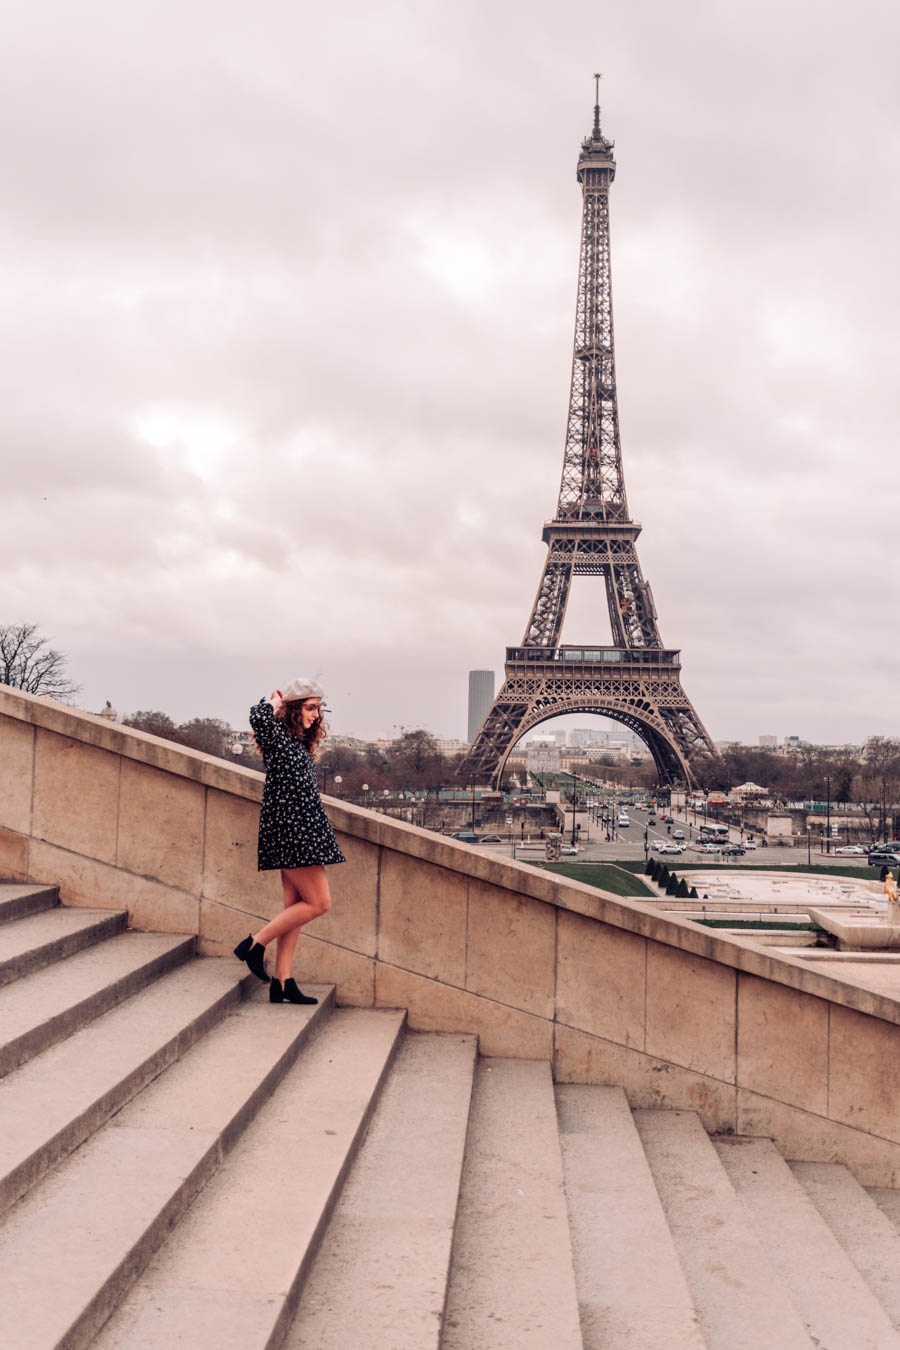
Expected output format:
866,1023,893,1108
467,670,495,743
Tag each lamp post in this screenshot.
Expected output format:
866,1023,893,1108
470,781,476,832
334,775,343,798
230,741,244,766
571,770,578,846
362,782,369,811
825,775,831,855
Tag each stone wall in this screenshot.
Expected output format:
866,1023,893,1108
3,683,900,1184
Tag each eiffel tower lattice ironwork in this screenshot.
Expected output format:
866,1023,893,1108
462,83,715,788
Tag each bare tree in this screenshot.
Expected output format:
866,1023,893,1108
0,623,80,700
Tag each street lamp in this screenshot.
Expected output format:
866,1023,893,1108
334,775,343,798
362,782,369,810
571,770,578,846
825,775,831,855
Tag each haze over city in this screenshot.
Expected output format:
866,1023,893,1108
4,0,898,746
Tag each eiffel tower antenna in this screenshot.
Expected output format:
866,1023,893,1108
461,85,715,788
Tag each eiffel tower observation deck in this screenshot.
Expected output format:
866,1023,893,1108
463,81,715,788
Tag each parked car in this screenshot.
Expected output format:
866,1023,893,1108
660,842,685,854
868,851,900,867
834,845,867,856
742,840,757,850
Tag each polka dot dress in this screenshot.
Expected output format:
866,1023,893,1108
249,697,346,871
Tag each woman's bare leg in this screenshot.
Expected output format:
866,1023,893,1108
253,866,332,980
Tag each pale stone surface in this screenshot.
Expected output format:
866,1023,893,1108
465,878,555,1018
95,1009,406,1349
0,957,250,1212
792,1159,900,1328
308,830,377,957
0,715,33,835
634,1110,812,1350
714,1136,900,1348
202,787,273,914
737,972,829,1115
554,1024,738,1135
285,1032,477,1350
293,934,375,1007
829,1003,900,1142
556,1084,705,1349
198,897,268,955
556,910,646,1048
0,930,192,1075
28,839,200,934
378,851,467,985
116,759,205,893
0,882,56,923
0,906,125,986
735,1088,900,1188
32,729,121,864
376,964,553,1060
443,1059,582,1350
0,825,28,879
646,941,736,1082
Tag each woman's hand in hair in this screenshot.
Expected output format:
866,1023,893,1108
269,690,284,715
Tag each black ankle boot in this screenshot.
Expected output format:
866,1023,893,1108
283,978,318,1006
269,978,284,1003
233,934,270,983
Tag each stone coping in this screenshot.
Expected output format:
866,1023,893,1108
5,683,900,1029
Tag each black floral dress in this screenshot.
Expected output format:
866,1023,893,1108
249,698,346,871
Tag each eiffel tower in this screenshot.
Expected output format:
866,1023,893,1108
462,80,715,788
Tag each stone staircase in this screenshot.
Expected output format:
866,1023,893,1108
2,883,900,1350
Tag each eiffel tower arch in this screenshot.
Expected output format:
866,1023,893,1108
461,82,715,789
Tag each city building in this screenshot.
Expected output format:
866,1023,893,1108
467,670,495,743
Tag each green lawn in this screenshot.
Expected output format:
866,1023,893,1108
531,861,655,898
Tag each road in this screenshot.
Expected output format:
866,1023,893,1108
494,803,871,869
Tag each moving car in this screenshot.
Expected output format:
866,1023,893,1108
868,850,900,867
652,838,669,851
698,843,720,854
720,843,745,857
834,845,866,856
660,842,685,855
617,815,630,827
449,831,478,843
560,845,580,857
479,834,503,843
742,840,757,850
648,817,657,825
672,829,685,839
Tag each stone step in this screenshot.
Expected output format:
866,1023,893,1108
792,1161,900,1330
0,930,195,1078
714,1138,900,1349
0,958,261,1214
0,984,334,1350
868,1184,900,1237
92,1006,406,1349
442,1058,583,1350
0,906,127,987
633,1110,812,1350
0,883,59,925
556,1085,704,1349
284,1030,478,1350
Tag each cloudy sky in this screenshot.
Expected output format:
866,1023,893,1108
4,0,898,746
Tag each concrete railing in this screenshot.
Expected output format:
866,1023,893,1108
2,683,900,1185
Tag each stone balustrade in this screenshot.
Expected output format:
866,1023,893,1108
2,682,900,1184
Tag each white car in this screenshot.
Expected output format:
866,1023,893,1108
698,843,721,854
743,840,757,850
652,838,669,851
660,842,685,854
560,845,580,857
834,845,866,856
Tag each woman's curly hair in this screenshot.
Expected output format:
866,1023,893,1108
277,698,327,759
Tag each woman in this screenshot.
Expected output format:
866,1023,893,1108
233,678,345,1003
